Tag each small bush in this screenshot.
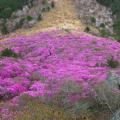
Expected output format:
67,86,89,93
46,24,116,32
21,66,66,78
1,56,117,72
100,28,110,37
107,57,119,68
46,6,50,11
51,1,55,8
84,26,90,32
113,34,120,41
100,23,105,28
37,14,42,21
26,15,33,21
42,6,50,12
0,48,19,58
90,16,96,24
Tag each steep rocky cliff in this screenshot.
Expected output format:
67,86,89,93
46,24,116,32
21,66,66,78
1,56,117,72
0,0,54,34
74,0,114,33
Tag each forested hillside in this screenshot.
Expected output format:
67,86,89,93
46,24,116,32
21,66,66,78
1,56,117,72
0,0,33,19
0,0,54,35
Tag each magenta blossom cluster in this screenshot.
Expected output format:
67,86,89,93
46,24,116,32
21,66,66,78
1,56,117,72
0,30,120,100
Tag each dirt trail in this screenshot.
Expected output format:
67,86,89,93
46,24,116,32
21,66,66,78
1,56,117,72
20,0,85,35
1,0,85,40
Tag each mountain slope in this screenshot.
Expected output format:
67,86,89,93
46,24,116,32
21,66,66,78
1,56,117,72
2,0,85,39
0,1,119,120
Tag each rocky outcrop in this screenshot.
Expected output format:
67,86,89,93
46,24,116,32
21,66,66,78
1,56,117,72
0,0,54,33
74,0,114,33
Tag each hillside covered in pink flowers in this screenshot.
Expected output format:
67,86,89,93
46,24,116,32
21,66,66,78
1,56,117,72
0,30,120,101
1,0,120,120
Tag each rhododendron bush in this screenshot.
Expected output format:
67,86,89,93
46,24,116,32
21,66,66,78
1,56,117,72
0,30,120,101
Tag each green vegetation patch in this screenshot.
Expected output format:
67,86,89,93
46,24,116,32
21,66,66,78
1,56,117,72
0,0,33,19
0,48,19,58
26,16,33,21
107,57,119,68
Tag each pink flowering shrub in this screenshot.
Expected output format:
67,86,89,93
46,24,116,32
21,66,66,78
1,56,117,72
0,30,120,101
